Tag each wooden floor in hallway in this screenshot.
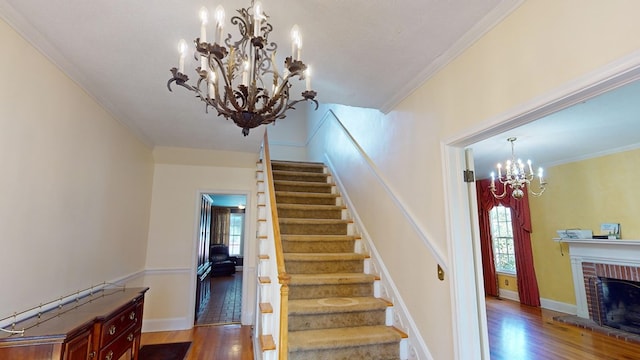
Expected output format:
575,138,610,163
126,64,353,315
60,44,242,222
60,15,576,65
487,296,640,359
140,324,254,360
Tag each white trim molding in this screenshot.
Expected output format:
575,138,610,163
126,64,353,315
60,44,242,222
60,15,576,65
442,46,640,360
540,298,576,315
498,289,519,303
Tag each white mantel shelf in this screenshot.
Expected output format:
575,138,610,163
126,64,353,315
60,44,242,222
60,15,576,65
553,238,640,246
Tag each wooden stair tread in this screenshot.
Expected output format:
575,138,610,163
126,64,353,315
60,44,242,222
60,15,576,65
273,170,327,177
392,326,409,339
274,179,330,185
271,160,325,168
289,296,388,315
288,325,401,351
281,234,359,241
260,334,276,351
284,253,365,261
275,191,338,198
277,204,345,210
259,302,273,314
288,273,377,285
279,218,352,224
272,159,324,164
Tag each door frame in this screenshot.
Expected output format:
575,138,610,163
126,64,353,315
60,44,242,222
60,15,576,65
442,51,640,359
189,189,253,326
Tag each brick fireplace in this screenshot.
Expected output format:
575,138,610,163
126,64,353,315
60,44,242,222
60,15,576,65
582,262,640,332
560,238,640,320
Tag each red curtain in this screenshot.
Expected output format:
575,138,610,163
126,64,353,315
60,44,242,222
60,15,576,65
476,179,541,307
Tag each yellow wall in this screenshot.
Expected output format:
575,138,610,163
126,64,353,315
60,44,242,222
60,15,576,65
530,147,640,305
498,273,518,293
0,18,154,314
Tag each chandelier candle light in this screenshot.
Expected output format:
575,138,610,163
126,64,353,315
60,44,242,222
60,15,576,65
168,1,318,136
489,137,547,200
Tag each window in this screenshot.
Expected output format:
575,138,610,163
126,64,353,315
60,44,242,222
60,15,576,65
228,213,244,256
489,205,516,274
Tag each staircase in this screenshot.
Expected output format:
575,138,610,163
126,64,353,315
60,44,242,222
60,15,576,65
271,160,404,360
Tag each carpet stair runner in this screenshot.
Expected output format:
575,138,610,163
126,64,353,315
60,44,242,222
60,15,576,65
271,160,404,360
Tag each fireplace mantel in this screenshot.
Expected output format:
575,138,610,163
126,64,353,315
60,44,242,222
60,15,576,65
555,238,640,246
556,238,640,318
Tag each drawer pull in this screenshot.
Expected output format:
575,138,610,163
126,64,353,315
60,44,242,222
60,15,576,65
129,311,136,320
108,325,116,335
105,350,114,360
89,351,96,358
127,333,134,342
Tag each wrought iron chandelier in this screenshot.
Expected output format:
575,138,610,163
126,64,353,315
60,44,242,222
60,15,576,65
489,137,547,200
168,1,318,136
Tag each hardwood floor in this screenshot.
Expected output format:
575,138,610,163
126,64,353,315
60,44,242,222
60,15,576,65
140,324,254,360
487,296,640,359
141,297,640,360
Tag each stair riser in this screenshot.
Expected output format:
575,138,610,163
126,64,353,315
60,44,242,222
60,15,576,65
277,208,342,219
289,310,386,331
272,164,324,174
288,283,373,300
273,173,328,183
274,183,332,193
280,223,348,235
288,342,400,360
286,260,363,274
276,195,336,206
282,240,354,253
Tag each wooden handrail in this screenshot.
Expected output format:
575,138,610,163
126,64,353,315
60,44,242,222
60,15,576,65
262,130,289,359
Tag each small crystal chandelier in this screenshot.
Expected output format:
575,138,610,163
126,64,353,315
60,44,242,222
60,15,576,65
167,1,318,136
489,137,547,200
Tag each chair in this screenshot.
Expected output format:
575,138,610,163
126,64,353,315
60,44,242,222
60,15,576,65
210,244,236,276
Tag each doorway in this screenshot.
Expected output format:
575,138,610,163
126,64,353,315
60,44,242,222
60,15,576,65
444,61,640,358
194,193,247,326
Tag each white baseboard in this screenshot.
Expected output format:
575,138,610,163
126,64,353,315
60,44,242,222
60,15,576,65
498,289,577,315
499,289,520,302
540,298,577,315
142,317,192,333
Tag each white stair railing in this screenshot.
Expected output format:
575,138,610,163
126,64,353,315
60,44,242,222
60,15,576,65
255,130,289,360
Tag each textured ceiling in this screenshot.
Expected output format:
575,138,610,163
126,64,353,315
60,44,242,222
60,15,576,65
0,0,521,152
6,0,634,173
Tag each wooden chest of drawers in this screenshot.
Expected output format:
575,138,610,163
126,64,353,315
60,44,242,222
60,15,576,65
0,287,148,360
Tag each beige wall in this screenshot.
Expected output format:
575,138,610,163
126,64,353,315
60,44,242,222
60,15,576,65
530,147,640,305
142,147,258,330
0,19,154,314
5,0,640,356
307,1,640,358
268,106,309,161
